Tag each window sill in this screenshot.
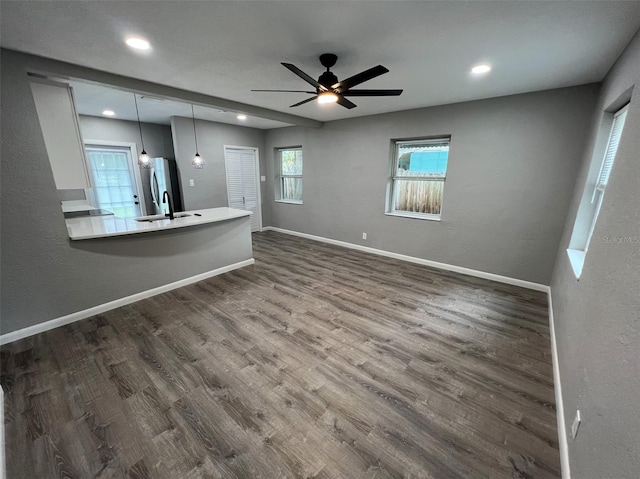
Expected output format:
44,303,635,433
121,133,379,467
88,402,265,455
566,248,585,279
275,199,303,205
385,211,441,222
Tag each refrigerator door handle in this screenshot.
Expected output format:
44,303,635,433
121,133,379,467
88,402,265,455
151,169,159,206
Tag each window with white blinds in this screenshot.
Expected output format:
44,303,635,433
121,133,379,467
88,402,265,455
566,103,629,279
595,106,628,192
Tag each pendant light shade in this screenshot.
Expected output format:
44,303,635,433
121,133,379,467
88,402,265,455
133,93,151,168
191,104,204,169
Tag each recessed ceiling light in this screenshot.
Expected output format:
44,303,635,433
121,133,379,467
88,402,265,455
125,36,151,50
102,110,116,116
471,64,491,74
237,114,247,120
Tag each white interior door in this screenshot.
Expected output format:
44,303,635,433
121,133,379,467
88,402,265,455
224,146,261,232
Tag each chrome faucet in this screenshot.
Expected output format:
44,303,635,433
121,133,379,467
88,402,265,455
162,190,175,220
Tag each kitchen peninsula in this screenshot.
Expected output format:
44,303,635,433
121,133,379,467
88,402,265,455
0,203,255,342
66,206,251,240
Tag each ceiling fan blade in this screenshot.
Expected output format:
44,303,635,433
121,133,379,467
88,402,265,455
282,63,327,91
290,96,318,108
252,89,316,93
342,89,403,97
333,65,389,92
336,96,357,109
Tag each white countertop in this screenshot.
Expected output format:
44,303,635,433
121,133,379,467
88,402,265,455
66,207,251,240
61,200,99,213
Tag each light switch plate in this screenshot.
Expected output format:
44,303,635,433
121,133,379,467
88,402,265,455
260,176,266,182
571,409,581,439
189,179,195,187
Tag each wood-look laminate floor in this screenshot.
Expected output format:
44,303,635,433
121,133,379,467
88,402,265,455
1,231,560,478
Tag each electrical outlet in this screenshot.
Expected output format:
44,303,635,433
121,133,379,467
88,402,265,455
571,409,581,440
189,179,195,187
261,176,266,182
362,232,367,240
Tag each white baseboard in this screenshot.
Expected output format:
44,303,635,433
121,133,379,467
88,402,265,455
0,259,255,345
0,386,4,479
262,227,549,292
547,290,570,479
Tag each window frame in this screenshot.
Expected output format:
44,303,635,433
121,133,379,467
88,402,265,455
566,103,628,279
386,137,451,221
275,146,303,204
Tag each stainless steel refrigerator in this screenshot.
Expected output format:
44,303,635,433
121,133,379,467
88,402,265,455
143,157,183,215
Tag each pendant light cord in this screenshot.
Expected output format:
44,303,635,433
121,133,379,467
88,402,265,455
133,93,146,151
191,104,199,153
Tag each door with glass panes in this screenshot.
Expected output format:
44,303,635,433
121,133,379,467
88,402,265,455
85,144,144,218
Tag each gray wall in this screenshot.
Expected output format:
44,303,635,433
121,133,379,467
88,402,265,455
264,86,599,285
0,49,253,334
171,116,267,221
78,115,175,213
550,31,640,478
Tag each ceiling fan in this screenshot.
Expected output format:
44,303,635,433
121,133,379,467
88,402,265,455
252,53,403,109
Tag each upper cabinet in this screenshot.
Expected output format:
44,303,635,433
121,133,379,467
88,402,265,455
30,79,91,190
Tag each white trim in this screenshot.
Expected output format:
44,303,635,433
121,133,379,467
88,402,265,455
262,226,548,292
547,290,571,479
223,145,262,232
566,248,585,279
0,386,4,479
0,259,254,345
384,211,441,222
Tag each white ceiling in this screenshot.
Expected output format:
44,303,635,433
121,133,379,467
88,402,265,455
2,1,640,125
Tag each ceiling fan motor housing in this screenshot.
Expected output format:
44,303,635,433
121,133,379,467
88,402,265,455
319,53,338,69
318,71,338,90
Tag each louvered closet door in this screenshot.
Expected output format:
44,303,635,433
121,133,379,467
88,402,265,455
225,147,261,232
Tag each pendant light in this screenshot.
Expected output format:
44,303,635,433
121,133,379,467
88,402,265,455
133,93,151,168
191,104,204,168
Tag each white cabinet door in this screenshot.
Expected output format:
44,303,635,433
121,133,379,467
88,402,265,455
30,79,91,190
224,147,261,232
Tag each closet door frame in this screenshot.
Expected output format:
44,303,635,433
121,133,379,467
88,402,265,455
224,145,262,232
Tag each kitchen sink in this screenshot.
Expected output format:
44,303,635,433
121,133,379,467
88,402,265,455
134,213,192,222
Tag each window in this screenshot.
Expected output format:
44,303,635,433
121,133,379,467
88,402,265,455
387,138,450,220
276,147,303,203
567,104,628,278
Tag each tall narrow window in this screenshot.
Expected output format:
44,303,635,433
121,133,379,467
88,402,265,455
276,147,303,204
567,104,628,278
387,138,450,220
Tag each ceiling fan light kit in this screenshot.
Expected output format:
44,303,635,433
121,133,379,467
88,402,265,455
252,53,403,109
317,91,338,104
